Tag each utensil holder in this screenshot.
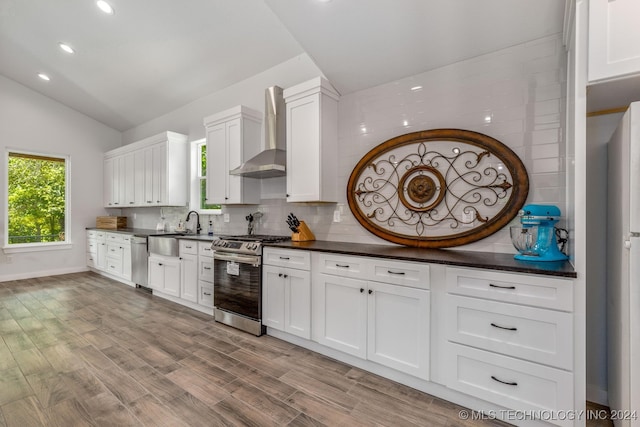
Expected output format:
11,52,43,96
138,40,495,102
292,221,315,242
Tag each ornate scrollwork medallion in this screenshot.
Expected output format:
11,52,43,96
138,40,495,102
347,129,529,248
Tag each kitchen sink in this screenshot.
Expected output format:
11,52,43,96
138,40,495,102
148,235,180,257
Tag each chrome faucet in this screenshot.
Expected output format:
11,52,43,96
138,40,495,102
185,211,201,234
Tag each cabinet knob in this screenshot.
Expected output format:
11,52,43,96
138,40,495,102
286,194,290,198
368,289,373,294
283,274,288,279
278,273,283,277
158,263,163,266
360,288,364,293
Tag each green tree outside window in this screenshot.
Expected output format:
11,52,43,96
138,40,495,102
7,152,67,244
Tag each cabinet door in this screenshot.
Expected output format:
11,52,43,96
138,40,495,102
225,118,242,204
123,152,136,206
133,150,145,205
313,273,367,358
103,158,114,207
589,0,640,82
148,257,164,290
286,95,321,202
206,122,227,204
263,265,286,331
162,258,181,297
143,147,154,205
285,268,311,339
122,245,132,281
151,143,166,205
367,281,430,380
180,254,198,303
198,257,214,283
96,241,107,270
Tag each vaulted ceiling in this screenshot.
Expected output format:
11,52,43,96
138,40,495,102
0,0,566,131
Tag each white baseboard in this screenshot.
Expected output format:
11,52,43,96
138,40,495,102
587,384,608,406
0,266,89,282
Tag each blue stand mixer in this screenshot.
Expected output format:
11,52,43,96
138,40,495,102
510,204,568,262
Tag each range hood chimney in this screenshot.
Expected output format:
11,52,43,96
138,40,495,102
229,86,286,178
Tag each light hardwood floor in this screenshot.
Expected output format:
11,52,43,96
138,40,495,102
0,272,610,426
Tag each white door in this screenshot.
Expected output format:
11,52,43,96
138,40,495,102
96,241,107,270
148,256,164,290
206,122,227,204
314,273,367,358
285,268,311,339
151,143,166,205
263,265,285,331
143,147,154,205
162,258,181,297
286,95,320,202
367,281,430,379
123,152,135,206
226,118,242,204
180,254,198,303
133,150,145,205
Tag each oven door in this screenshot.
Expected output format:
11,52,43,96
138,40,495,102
213,252,261,321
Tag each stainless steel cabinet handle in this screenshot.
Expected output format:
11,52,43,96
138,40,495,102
489,283,516,290
387,270,405,275
491,375,518,386
490,322,517,331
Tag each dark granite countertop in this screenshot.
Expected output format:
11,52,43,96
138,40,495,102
264,240,577,279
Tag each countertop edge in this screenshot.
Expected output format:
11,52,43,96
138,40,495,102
264,241,577,279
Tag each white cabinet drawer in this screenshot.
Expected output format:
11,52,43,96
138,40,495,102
316,253,367,278
447,295,573,370
264,248,310,270
106,257,123,275
446,267,573,311
106,232,125,244
87,230,97,239
106,243,123,259
179,240,198,256
447,343,573,427
95,231,106,241
87,239,98,254
86,253,97,268
198,241,214,257
370,259,429,290
199,258,214,283
199,283,214,307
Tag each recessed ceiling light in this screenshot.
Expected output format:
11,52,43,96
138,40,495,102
96,0,114,15
410,85,423,91
38,73,51,81
58,43,75,54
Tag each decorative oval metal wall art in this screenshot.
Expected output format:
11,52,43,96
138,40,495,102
346,129,529,248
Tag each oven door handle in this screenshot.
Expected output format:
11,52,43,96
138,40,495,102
214,252,260,266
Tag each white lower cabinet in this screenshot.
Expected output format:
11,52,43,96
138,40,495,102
148,255,181,297
180,253,198,303
445,267,576,426
311,253,430,380
87,230,131,282
263,248,312,339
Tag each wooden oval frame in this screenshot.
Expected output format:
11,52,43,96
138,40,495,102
346,129,529,248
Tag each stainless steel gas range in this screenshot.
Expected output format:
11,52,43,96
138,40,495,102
211,234,290,336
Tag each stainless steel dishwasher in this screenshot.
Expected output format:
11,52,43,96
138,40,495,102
131,236,149,288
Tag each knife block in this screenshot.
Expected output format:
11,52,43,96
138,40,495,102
292,221,315,242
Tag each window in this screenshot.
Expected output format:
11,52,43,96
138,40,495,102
190,140,221,214
5,150,69,248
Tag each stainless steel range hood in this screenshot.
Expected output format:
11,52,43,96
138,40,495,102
230,86,286,178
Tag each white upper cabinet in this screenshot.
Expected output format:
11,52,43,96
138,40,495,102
104,131,187,208
284,77,339,203
588,0,640,82
203,106,262,205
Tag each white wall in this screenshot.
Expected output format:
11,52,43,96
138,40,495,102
0,75,122,281
126,35,568,255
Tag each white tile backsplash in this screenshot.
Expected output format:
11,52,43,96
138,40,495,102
128,33,566,255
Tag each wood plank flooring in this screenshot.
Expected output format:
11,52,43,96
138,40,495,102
0,272,611,426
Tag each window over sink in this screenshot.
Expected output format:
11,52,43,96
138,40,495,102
190,139,221,214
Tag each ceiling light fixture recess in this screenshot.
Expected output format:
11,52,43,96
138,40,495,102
38,73,51,81
58,43,75,54
96,0,114,15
